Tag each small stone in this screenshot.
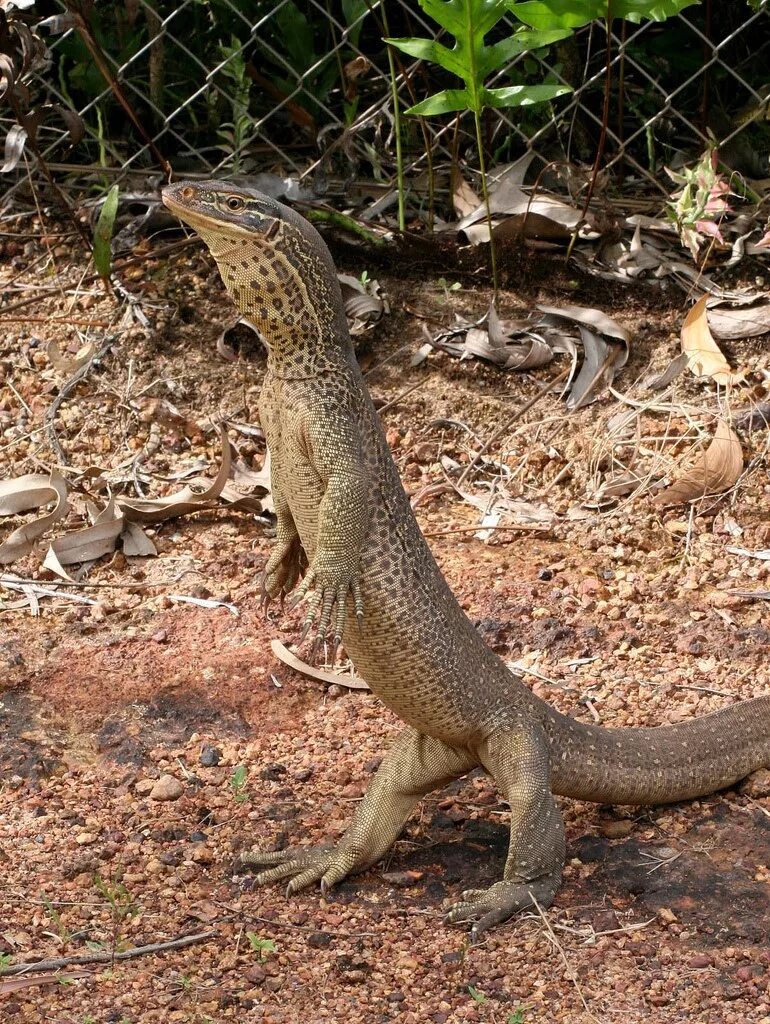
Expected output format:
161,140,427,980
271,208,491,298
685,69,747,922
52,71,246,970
688,953,713,969
152,629,168,643
600,819,634,839
150,774,184,801
135,779,156,796
199,745,222,767
308,932,332,948
244,965,267,985
75,832,97,846
658,907,677,924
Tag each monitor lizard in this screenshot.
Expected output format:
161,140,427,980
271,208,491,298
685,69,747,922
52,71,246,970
161,180,770,938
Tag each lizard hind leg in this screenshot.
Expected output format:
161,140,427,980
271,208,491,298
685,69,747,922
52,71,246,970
240,727,477,896
445,724,566,940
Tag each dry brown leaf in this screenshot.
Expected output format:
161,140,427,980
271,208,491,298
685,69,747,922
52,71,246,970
337,273,388,334
537,303,631,345
682,295,738,384
118,424,231,524
0,473,69,564
653,419,743,507
536,304,630,408
43,495,123,574
121,520,158,557
270,638,369,690
464,303,553,370
452,174,480,218
46,338,95,374
707,300,770,340
0,971,91,994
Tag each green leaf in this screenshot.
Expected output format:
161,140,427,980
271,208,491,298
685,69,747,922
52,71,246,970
483,82,572,107
386,36,465,77
387,0,513,115
405,88,474,116
509,0,698,30
93,184,119,279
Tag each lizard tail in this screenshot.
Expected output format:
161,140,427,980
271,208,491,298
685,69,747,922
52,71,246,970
543,696,770,806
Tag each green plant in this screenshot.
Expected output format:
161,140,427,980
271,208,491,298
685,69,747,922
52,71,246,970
217,36,253,173
468,984,487,1003
507,0,699,29
246,933,276,960
0,952,13,969
42,894,71,943
93,875,139,920
387,1,571,291
508,1010,526,1024
666,143,732,259
93,184,120,279
229,764,250,803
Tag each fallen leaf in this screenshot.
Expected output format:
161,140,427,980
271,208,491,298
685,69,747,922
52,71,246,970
452,174,480,218
706,299,770,340
168,595,239,615
0,971,91,994
0,473,69,564
463,303,553,370
118,425,231,523
121,520,158,557
652,419,743,507
537,304,630,408
270,638,368,690
43,495,123,574
726,546,770,561
681,295,738,384
337,273,389,334
47,338,95,373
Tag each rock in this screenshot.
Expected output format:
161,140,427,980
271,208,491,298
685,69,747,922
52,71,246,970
150,774,184,801
199,745,222,767
600,819,634,839
688,953,713,968
135,779,156,796
75,832,97,846
308,932,332,948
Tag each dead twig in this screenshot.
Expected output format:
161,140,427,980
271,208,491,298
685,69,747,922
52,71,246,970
529,892,599,1024
421,523,550,538
0,931,218,977
45,336,116,464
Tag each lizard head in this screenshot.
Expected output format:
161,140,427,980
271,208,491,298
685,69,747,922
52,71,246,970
162,180,282,256
161,180,347,367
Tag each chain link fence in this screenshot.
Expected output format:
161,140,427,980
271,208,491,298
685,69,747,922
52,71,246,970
4,1,770,207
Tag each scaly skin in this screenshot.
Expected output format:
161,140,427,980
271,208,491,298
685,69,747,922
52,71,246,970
162,180,770,938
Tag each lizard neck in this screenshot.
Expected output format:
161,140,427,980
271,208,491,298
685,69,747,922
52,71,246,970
201,225,352,378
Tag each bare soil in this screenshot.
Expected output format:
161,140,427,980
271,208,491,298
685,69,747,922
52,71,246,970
1,227,769,1024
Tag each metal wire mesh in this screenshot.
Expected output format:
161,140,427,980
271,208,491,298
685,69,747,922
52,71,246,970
4,1,770,204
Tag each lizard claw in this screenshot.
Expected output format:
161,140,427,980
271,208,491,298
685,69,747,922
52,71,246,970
289,559,363,650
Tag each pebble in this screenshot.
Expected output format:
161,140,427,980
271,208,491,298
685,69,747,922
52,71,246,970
199,745,222,767
149,775,185,801
74,832,97,845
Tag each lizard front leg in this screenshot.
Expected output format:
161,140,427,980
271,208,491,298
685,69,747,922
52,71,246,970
241,727,476,891
292,403,370,649
445,724,565,940
261,484,307,607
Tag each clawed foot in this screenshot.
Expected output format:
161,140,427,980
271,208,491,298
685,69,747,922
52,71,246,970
290,563,364,659
240,844,363,895
260,535,307,610
444,874,560,940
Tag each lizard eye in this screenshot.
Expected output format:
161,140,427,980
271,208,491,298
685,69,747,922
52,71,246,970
226,195,244,211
